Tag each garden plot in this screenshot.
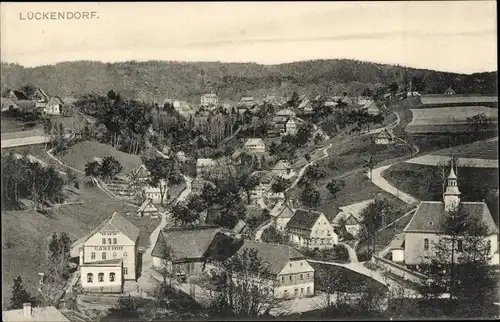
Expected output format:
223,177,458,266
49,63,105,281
405,106,498,134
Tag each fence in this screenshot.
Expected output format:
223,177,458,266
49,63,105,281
372,255,428,285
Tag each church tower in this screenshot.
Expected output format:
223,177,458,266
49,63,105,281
444,163,461,212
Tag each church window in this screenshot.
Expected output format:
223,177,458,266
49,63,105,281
424,238,429,250
91,252,95,259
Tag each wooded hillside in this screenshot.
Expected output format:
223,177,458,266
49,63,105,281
1,59,497,104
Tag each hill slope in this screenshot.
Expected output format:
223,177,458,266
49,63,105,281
1,59,497,104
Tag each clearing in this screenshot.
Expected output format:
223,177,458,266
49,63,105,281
427,138,498,160
59,140,142,175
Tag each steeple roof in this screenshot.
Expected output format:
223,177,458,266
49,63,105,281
448,164,457,180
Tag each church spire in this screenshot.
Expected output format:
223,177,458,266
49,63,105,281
444,162,461,211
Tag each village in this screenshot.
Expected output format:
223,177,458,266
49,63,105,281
2,76,499,321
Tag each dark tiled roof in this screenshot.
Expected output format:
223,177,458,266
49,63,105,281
151,227,221,260
234,240,304,275
287,209,323,231
404,201,499,234
106,212,140,242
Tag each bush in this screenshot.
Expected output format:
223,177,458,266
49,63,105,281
356,245,373,262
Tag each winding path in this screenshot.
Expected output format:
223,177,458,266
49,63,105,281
254,143,333,242
369,165,420,205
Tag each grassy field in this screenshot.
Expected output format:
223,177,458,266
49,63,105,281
406,106,498,134
1,117,42,133
382,162,499,202
59,140,142,175
429,139,498,160
1,186,138,306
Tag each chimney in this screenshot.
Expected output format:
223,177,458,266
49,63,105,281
23,303,32,319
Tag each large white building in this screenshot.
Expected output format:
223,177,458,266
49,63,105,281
201,93,219,107
287,209,338,250
399,165,499,266
71,212,140,293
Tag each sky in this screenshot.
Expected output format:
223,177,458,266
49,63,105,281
0,1,497,74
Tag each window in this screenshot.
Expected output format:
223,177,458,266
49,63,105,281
102,238,106,244
294,288,298,295
307,287,310,294
487,240,492,253
113,238,117,244
109,273,115,282
284,290,289,298
87,273,93,283
123,252,128,257
102,252,106,260
113,252,117,258
300,274,303,280
301,288,304,294
91,252,95,260
124,267,128,275
289,276,292,281
424,238,429,250
457,240,463,252
307,273,310,278
108,238,112,245
281,276,285,283
98,273,104,282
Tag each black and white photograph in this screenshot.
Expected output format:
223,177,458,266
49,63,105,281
1,1,498,321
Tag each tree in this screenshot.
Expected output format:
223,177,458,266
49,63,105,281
208,248,280,317
66,168,77,185
42,118,53,149
359,200,394,254
171,201,200,226
304,153,311,163
326,179,345,199
20,84,37,98
271,177,290,194
105,295,140,320
300,185,321,208
9,276,37,309
143,156,183,205
237,172,260,204
99,156,123,183
389,82,399,96
362,154,376,180
304,164,327,185
261,226,287,244
84,161,100,178
466,113,490,140
419,204,497,315
157,243,174,286
296,122,314,146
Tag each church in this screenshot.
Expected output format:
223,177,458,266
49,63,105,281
395,164,499,267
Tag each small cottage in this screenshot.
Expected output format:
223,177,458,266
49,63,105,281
375,128,396,145
137,198,160,218
244,138,266,154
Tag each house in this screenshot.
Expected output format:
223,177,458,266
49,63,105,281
244,138,266,154
190,177,215,196
324,97,338,107
201,93,219,107
375,128,397,145
163,98,181,109
134,164,150,183
285,117,299,135
2,303,69,321
389,233,406,263
44,96,64,115
249,171,284,207
219,240,315,299
137,198,160,218
7,89,28,101
401,165,499,266
297,99,314,115
444,86,456,95
357,96,371,106
240,96,255,107
151,227,223,276
142,179,168,204
272,159,293,178
287,209,338,250
363,100,380,115
273,108,296,125
332,199,374,238
271,200,296,232
71,212,140,293
196,158,217,177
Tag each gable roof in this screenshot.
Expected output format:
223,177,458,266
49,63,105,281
1,98,18,111
270,201,295,219
404,201,499,234
377,128,396,140
276,108,295,117
135,164,150,178
234,240,304,275
8,90,29,100
298,99,311,109
244,138,265,147
390,233,405,250
332,199,374,226
233,220,248,234
152,227,221,260
48,96,64,104
445,86,456,94
241,97,254,101
137,198,159,213
273,160,292,171
287,209,324,231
